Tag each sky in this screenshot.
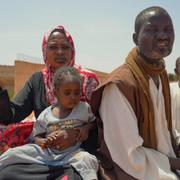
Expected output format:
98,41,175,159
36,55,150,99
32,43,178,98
0,0,180,74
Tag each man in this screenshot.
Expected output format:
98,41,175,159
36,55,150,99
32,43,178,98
171,57,180,137
91,6,180,180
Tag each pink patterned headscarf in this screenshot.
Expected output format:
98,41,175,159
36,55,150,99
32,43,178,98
42,25,75,66
42,25,99,105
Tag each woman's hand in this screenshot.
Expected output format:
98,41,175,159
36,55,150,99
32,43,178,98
75,124,90,142
75,121,96,142
37,124,93,151
45,130,68,148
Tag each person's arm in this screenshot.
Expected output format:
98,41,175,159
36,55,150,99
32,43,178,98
99,83,178,179
0,73,39,124
32,108,49,148
75,102,96,142
33,107,78,150
0,88,12,124
34,133,47,147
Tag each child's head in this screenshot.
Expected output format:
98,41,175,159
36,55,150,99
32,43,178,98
174,57,180,77
133,6,174,62
53,66,82,109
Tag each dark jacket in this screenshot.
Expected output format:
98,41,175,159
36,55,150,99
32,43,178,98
0,72,48,124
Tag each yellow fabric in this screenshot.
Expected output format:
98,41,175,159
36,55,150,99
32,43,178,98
125,48,172,149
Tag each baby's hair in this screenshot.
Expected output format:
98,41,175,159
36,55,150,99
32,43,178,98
135,6,171,34
53,66,82,90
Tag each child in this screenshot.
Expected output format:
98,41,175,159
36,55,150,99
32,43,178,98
0,66,99,180
91,6,180,180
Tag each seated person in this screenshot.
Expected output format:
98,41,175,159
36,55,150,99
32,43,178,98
0,25,99,180
91,6,180,180
0,66,99,180
0,25,99,124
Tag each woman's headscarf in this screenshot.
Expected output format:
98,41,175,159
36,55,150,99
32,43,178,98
42,25,99,105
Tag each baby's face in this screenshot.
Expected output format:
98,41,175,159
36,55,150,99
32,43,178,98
56,80,81,110
136,12,174,62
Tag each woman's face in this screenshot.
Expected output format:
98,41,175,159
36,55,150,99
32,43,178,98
46,31,72,72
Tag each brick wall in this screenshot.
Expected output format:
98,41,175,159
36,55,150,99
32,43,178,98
0,60,108,97
14,60,45,95
0,65,14,93
14,61,108,95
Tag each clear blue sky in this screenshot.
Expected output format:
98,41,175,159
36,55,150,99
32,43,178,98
0,0,180,73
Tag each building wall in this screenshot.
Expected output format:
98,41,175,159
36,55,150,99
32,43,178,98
0,61,108,97
14,60,108,95
0,65,14,94
14,60,45,95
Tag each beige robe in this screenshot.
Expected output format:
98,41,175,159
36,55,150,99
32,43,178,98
99,78,177,180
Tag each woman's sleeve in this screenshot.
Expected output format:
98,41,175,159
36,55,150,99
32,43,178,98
0,74,35,124
99,83,177,179
0,89,12,124
32,108,47,137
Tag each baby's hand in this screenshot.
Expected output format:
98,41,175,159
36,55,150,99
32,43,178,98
34,136,47,149
44,130,68,148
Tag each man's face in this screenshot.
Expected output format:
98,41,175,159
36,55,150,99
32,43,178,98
135,13,174,62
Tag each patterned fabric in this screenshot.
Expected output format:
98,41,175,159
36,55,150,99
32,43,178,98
42,25,99,104
75,65,99,102
0,122,33,154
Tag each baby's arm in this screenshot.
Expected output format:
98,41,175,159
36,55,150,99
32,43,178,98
33,131,64,149
46,130,68,143
34,132,47,148
47,129,80,150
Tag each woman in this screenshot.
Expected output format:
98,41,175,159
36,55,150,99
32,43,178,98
0,25,99,124
0,25,99,179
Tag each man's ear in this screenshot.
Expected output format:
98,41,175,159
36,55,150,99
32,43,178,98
133,33,138,45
